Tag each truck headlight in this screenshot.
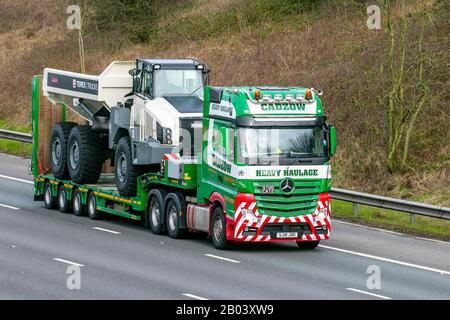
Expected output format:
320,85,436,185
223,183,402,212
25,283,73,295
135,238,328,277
241,208,255,220
316,207,328,220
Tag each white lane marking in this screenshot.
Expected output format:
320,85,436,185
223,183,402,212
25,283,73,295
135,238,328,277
415,237,450,246
335,219,450,246
204,254,240,264
334,219,403,235
0,153,23,159
319,245,450,275
0,203,20,210
53,258,84,267
0,174,33,184
182,293,209,300
92,227,121,235
346,288,392,300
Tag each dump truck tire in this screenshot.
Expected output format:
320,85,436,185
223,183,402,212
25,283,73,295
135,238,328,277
49,122,77,179
114,136,142,196
67,125,104,184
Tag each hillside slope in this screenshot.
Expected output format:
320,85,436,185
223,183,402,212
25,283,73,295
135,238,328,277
0,0,448,205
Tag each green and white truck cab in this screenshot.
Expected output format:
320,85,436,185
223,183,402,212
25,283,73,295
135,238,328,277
159,86,336,248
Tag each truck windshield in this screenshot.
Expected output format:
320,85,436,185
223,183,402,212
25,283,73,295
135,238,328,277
153,69,204,98
237,126,327,165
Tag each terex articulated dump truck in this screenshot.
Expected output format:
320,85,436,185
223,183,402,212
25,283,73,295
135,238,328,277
32,58,336,249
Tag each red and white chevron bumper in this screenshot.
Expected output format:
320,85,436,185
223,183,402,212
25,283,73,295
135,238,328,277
229,192,331,242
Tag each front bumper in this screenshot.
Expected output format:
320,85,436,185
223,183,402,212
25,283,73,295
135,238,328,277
228,196,331,242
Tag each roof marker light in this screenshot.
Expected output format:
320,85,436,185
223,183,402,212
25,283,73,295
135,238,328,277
254,89,261,100
305,89,313,100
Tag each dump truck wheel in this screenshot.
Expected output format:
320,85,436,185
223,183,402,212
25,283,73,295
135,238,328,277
296,240,320,249
67,126,104,184
114,136,141,196
49,122,77,179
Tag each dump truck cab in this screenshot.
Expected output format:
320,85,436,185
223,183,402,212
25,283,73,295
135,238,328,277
196,86,336,246
127,59,207,157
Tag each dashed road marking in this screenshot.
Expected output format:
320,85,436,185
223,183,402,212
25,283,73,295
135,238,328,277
92,227,121,234
346,288,392,300
0,203,20,210
205,254,240,264
182,293,209,300
53,258,84,267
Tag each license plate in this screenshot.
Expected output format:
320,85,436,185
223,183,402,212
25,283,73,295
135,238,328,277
261,184,275,194
276,232,298,238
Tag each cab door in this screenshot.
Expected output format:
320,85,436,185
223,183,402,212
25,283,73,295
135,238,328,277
131,62,153,142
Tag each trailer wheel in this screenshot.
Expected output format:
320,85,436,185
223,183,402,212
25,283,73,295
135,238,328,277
44,182,55,209
148,190,166,235
165,199,184,239
72,188,85,216
68,125,104,184
49,122,76,179
115,136,142,196
57,185,70,213
296,240,320,249
87,192,101,220
211,207,231,250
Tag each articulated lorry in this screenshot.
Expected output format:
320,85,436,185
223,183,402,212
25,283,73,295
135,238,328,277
32,58,336,249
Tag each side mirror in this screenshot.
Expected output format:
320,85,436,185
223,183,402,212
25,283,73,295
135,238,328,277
219,127,233,157
128,68,141,76
329,125,336,157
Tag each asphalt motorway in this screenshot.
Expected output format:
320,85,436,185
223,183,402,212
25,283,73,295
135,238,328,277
0,153,449,300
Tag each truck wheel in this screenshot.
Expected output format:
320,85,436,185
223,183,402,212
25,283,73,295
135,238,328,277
57,185,70,213
115,136,141,196
211,207,231,250
44,182,55,209
72,188,85,216
49,122,76,179
165,199,184,239
148,190,166,235
67,125,104,184
87,192,101,220
296,240,320,249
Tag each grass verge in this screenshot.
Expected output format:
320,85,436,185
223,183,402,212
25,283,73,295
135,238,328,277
0,120,32,157
333,199,450,242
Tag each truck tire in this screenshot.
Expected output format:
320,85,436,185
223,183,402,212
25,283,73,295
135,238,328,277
165,198,185,239
49,122,77,179
148,190,166,235
67,125,104,184
115,136,142,196
44,182,55,209
57,185,70,213
296,240,320,249
87,192,102,220
211,207,231,250
72,188,85,216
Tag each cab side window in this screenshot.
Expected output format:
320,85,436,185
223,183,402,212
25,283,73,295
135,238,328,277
212,120,235,163
141,64,153,97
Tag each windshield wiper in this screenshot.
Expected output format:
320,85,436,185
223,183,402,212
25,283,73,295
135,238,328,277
188,85,203,96
288,151,317,164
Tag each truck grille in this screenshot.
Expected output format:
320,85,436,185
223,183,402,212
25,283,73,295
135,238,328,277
253,180,321,216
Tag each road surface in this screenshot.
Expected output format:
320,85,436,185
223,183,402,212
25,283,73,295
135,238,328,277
0,153,449,299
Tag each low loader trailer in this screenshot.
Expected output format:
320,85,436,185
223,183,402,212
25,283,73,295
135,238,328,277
32,60,336,249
